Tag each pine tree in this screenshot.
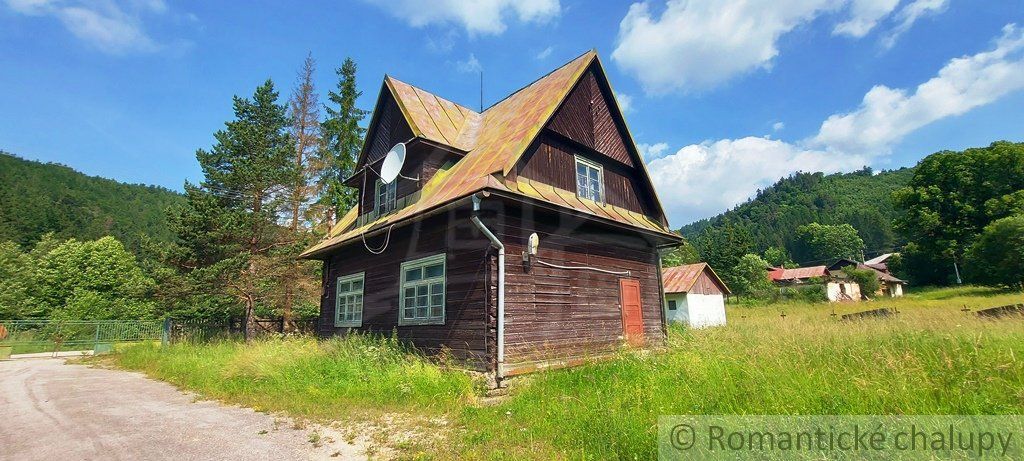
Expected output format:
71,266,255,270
317,58,367,231
175,79,296,339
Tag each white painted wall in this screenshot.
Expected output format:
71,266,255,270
665,293,726,328
826,282,861,302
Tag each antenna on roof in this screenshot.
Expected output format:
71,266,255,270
479,71,483,112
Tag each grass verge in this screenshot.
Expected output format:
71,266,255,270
105,287,1024,459
110,333,482,420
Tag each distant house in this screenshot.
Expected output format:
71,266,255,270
768,265,862,302
299,51,681,383
864,253,895,272
662,263,730,328
828,258,906,298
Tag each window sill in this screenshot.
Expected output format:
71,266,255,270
397,319,445,327
334,322,362,328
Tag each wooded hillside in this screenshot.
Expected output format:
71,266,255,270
0,152,182,249
679,167,914,265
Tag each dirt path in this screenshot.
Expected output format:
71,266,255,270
0,358,368,460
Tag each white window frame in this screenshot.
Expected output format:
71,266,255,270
574,156,605,204
334,272,365,327
375,178,396,216
398,253,446,326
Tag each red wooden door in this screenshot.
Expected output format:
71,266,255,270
619,279,644,346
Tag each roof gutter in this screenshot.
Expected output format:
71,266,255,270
470,192,506,380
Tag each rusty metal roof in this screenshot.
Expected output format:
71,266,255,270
769,266,828,281
662,263,731,294
301,51,677,258
386,77,480,151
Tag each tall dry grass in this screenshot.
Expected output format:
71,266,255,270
450,287,1024,459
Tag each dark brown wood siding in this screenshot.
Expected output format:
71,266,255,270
316,196,667,375
518,134,653,215
319,206,491,367
481,198,665,372
362,93,413,168
547,69,633,167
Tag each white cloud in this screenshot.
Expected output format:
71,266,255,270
647,25,1024,224
612,0,836,94
535,46,554,60
3,0,168,54
832,0,899,38
363,0,560,35
616,92,634,113
456,53,483,73
648,137,866,223
881,0,948,49
813,24,1024,156
772,122,785,132
638,142,669,160
611,0,951,94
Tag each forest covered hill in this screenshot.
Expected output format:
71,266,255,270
679,167,915,265
0,152,183,250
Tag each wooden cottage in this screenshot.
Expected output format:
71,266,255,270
300,51,681,382
661,263,730,328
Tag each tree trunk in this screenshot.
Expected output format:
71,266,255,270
244,267,257,341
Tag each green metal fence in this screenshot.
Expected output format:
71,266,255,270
0,319,164,355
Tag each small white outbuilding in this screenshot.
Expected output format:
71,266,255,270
662,263,730,328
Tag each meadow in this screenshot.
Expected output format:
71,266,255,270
107,286,1024,459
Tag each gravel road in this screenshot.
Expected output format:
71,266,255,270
0,358,367,460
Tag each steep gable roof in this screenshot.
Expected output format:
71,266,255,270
385,77,480,152
302,51,678,258
663,263,731,294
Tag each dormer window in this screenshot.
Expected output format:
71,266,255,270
574,156,604,203
375,179,396,215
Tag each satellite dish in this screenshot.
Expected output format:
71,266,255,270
380,143,406,184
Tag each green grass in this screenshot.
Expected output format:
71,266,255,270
109,333,482,419
105,286,1024,459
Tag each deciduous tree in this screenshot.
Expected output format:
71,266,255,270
795,223,864,264
894,141,1024,285
965,214,1024,289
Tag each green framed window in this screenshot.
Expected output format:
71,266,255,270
375,179,396,216
398,253,446,325
335,272,364,327
574,156,604,203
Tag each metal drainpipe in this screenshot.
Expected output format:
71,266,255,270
471,193,505,379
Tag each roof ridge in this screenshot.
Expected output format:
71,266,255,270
483,49,596,112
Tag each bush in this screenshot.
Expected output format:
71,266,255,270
842,266,880,298
966,214,1024,288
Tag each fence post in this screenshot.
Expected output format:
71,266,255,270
161,318,171,348
94,323,101,351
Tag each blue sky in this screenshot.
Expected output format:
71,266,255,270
1,0,1022,226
